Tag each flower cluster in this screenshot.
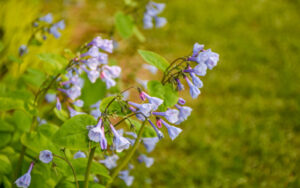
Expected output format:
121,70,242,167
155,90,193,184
143,1,167,29
56,36,121,118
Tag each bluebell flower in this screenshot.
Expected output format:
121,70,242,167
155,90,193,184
125,132,137,145
39,13,53,23
119,170,134,186
54,97,61,111
177,98,186,105
197,49,219,69
122,91,130,100
192,43,204,57
88,119,104,142
15,162,34,188
146,1,166,16
161,119,182,140
136,78,148,89
37,117,47,126
102,65,121,78
110,124,130,152
152,109,179,124
19,45,28,57
100,71,116,89
175,104,192,124
155,16,167,28
74,151,86,159
49,20,65,38
142,137,159,153
148,120,164,139
90,108,101,119
141,92,163,111
155,117,162,128
184,63,207,76
176,78,184,91
138,154,154,168
185,76,200,99
190,73,203,88
84,58,100,70
67,106,85,117
100,154,119,169
142,64,158,74
88,36,113,53
59,85,81,100
143,13,154,29
45,93,56,103
74,99,84,107
90,100,101,108
39,150,53,163
81,46,101,58
82,67,100,83
128,102,155,117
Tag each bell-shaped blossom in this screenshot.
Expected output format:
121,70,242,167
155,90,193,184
68,106,85,117
110,124,130,152
152,109,179,124
56,97,62,110
192,43,204,57
141,92,163,111
100,154,119,169
148,120,164,139
138,154,154,168
146,1,165,16
119,170,134,186
39,13,53,23
185,76,200,99
73,99,84,107
156,118,162,128
90,108,101,119
128,102,154,117
161,119,182,140
175,104,192,124
125,132,137,145
100,71,116,89
136,78,148,89
81,46,101,58
90,100,101,108
142,137,159,153
85,58,100,70
39,150,53,163
49,20,65,38
142,64,158,74
88,119,103,142
15,162,34,188
85,68,100,83
197,49,219,70
176,78,184,91
190,73,203,88
177,98,186,105
45,93,56,103
102,65,121,78
185,63,207,76
143,13,154,29
19,45,28,57
88,36,113,53
74,151,86,159
155,17,167,28
59,85,81,100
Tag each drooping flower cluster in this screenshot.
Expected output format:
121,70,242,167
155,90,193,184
55,36,121,117
174,43,219,99
143,1,167,29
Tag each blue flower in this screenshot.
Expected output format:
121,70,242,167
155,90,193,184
138,154,154,168
73,151,86,159
142,137,159,153
49,20,65,38
190,73,203,88
81,46,101,58
56,97,61,110
155,16,167,28
192,43,204,57
176,78,184,91
39,13,53,23
39,150,53,163
141,92,163,111
119,170,134,186
128,102,155,117
177,98,186,105
74,99,84,107
148,120,164,139
88,119,103,142
88,37,113,53
90,108,101,119
45,93,56,103
161,119,182,140
143,13,154,29
197,49,219,69
59,85,82,100
102,65,121,78
100,154,119,169
146,2,166,16
142,64,158,74
18,45,28,57
152,109,179,124
125,132,137,145
100,71,116,89
185,76,200,99
175,104,192,124
15,163,34,188
110,124,130,152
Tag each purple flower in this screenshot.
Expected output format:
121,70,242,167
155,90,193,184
100,71,116,89
83,68,100,83
85,58,100,70
56,97,61,111
87,119,107,150
143,13,154,29
142,137,159,153
74,99,84,107
19,45,28,57
45,93,56,103
142,64,158,74
100,154,119,169
110,124,130,152
148,120,164,139
102,65,121,78
175,104,192,124
152,109,179,124
90,108,101,119
190,73,203,88
68,106,85,117
197,49,219,69
177,98,186,105
81,46,101,58
39,150,53,163
192,43,204,57
15,162,34,188
155,16,167,28
49,20,65,38
88,36,113,53
136,78,148,89
146,2,166,16
141,92,163,111
119,170,134,186
176,78,184,91
184,63,207,76
74,151,86,159
59,85,81,100
161,119,182,140
185,76,200,99
125,132,137,145
128,102,155,117
39,13,53,23
138,154,154,168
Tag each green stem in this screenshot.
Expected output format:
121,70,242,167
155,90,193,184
106,120,147,188
84,147,96,188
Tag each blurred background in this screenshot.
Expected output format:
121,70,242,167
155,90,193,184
1,0,300,187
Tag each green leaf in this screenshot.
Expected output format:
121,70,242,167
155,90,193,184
37,123,59,139
0,97,24,111
11,110,32,132
54,108,69,122
21,132,59,154
0,41,4,53
21,68,46,87
147,81,179,111
99,96,130,116
38,53,68,74
0,119,14,132
0,133,12,149
115,12,134,39
8,55,22,64
80,74,106,108
138,50,169,71
52,115,96,150
0,155,12,175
